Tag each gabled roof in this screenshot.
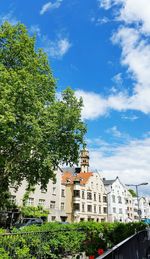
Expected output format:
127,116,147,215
103,179,116,186
62,171,93,185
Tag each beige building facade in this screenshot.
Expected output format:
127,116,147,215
10,169,67,222
62,150,107,223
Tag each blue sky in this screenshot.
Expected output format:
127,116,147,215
1,0,150,195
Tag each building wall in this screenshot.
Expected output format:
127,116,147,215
64,172,107,223
106,178,128,222
10,170,67,222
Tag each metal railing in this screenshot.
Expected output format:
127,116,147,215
97,228,150,259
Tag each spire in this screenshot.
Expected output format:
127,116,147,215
80,148,89,173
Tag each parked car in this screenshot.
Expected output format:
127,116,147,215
13,217,43,229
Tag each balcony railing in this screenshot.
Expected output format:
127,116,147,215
96,228,150,259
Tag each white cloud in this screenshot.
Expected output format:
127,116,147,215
75,89,130,120
112,73,123,85
89,137,150,194
0,11,18,25
30,25,41,37
43,37,71,58
98,0,114,10
121,114,138,121
40,0,62,15
75,90,108,120
85,0,150,119
106,126,122,138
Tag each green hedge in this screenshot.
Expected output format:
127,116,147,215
0,222,147,258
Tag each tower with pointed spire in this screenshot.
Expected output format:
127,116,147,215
80,149,89,173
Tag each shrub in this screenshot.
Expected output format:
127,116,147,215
0,222,147,258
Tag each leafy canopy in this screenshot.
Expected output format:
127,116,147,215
0,22,86,207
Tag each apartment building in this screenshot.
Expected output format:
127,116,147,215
139,197,150,220
104,177,129,222
124,188,134,221
62,149,107,223
10,169,67,222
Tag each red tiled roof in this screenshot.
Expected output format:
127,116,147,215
62,171,93,185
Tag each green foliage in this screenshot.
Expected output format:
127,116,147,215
22,186,35,206
0,228,6,234
0,248,9,259
21,206,48,218
0,22,86,208
2,221,147,258
128,189,137,197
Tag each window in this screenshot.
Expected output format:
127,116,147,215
112,195,115,203
87,192,92,200
94,193,96,201
27,198,34,206
80,218,85,222
103,196,107,203
82,190,85,199
82,203,85,212
51,216,56,221
99,194,101,202
99,206,101,214
38,199,45,206
113,207,116,213
52,187,56,195
73,190,80,198
103,207,107,214
41,188,46,193
87,205,92,212
119,208,123,214
50,201,55,209
61,189,65,197
61,202,65,210
73,203,80,211
118,196,122,204
94,205,96,213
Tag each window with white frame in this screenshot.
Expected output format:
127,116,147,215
87,192,92,200
27,197,34,206
82,203,85,212
87,204,92,212
113,207,116,213
73,190,80,197
38,199,45,206
112,195,115,203
99,206,101,214
103,207,107,214
61,202,65,210
73,203,80,211
82,190,85,199
50,201,55,209
118,196,122,203
61,189,65,197
99,194,101,202
52,187,56,195
119,208,123,214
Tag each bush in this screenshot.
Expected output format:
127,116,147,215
0,222,147,258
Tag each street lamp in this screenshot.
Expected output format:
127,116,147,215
126,183,148,221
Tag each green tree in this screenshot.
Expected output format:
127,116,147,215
128,189,137,197
0,22,86,209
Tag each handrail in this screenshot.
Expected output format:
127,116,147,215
96,228,150,259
